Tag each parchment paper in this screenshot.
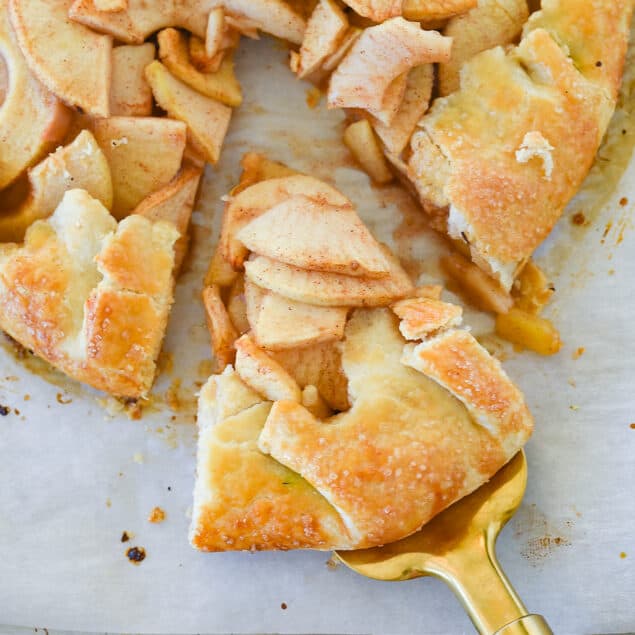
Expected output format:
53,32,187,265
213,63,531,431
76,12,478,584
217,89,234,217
0,35,634,635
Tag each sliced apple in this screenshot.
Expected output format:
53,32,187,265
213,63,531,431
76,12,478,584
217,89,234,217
244,252,413,307
69,0,173,43
203,284,238,371
93,116,187,218
294,0,348,79
146,60,232,166
95,0,126,9
236,194,391,278
0,4,70,189
402,0,477,21
341,0,402,22
322,26,361,72
244,279,347,350
221,175,350,269
234,333,302,403
9,0,112,117
205,243,239,287
343,118,394,184
189,35,225,73
206,6,225,58
110,42,155,116
205,0,307,45
0,130,111,243
231,152,300,195
226,275,250,334
132,164,202,274
271,341,349,412
372,63,434,155
328,18,451,114
157,28,241,107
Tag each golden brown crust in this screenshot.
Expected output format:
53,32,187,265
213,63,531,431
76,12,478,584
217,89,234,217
0,190,178,398
407,0,633,288
401,329,533,454
189,374,352,551
525,0,634,103
417,28,608,285
259,309,529,548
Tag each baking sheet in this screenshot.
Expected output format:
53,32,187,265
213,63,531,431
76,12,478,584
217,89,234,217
1,34,634,635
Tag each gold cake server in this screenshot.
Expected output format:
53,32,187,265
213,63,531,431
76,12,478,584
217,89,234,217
336,451,552,635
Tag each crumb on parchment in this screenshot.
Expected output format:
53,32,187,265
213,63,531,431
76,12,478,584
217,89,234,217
148,507,166,523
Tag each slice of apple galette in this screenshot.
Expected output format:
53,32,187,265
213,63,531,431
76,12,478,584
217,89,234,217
190,159,533,551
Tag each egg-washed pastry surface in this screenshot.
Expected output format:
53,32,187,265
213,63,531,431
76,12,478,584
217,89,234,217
190,165,533,551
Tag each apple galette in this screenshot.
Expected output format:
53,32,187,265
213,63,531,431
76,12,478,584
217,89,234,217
0,0,632,552
190,164,533,550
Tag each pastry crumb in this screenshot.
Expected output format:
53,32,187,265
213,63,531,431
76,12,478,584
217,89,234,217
620,551,627,559
516,131,554,180
148,506,166,523
133,452,145,464
326,554,340,570
572,347,585,360
306,86,321,109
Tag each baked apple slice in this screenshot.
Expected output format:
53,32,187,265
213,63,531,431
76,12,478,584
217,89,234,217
93,116,187,218
145,61,232,165
157,28,241,107
0,2,70,189
8,0,112,117
110,42,156,116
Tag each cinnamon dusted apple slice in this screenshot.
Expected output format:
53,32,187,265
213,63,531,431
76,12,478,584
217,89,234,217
236,194,392,278
0,3,70,189
70,0,306,44
343,118,394,184
110,43,156,116
244,251,413,307
0,130,113,243
234,333,302,403
93,116,187,218
157,28,241,108
291,0,348,79
145,61,232,165
341,0,402,22
328,18,451,116
402,0,476,21
8,0,112,117
372,63,434,155
69,0,175,43
220,175,350,268
205,0,307,45
244,279,347,350
132,163,202,273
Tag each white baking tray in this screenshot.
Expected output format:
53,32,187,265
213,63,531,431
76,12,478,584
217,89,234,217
0,35,634,635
